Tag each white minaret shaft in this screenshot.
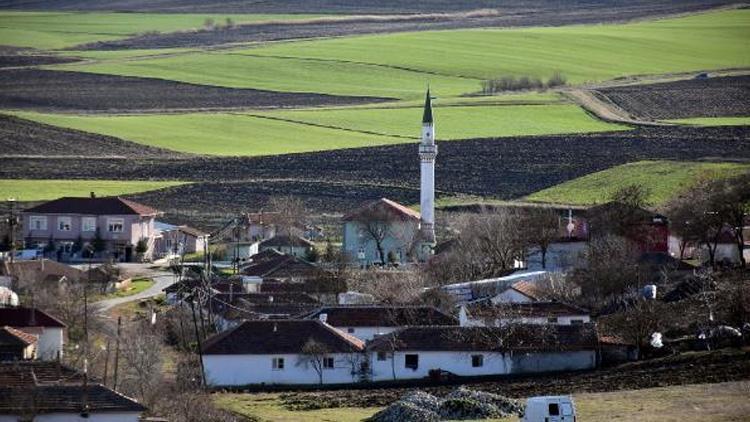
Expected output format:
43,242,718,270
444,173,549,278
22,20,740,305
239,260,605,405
419,89,437,243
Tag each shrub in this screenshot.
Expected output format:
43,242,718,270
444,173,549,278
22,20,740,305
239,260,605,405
481,72,567,94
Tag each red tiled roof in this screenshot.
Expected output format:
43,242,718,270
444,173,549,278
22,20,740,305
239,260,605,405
303,306,457,327
0,326,38,346
343,198,421,222
24,197,158,216
178,225,207,237
202,320,364,355
0,307,66,328
509,280,545,301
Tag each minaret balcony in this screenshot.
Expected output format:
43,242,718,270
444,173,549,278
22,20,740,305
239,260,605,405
419,144,438,154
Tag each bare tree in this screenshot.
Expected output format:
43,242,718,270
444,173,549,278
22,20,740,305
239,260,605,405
426,208,527,283
118,321,164,407
267,195,306,238
297,338,330,385
523,208,560,269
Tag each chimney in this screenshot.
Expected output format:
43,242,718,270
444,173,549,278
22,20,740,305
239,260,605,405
90,192,96,199
272,323,277,332
319,313,328,323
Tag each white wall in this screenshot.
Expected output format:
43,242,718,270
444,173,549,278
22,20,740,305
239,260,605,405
0,412,142,422
526,242,587,272
370,351,511,381
203,353,362,386
17,326,63,360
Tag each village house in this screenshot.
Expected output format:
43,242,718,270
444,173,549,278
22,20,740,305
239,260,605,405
259,234,315,258
491,279,547,303
441,271,549,303
21,195,160,262
342,198,425,266
0,306,65,360
240,250,322,281
0,361,146,421
366,324,598,382
0,326,38,361
1,259,84,290
201,320,365,387
586,202,670,254
209,292,321,331
302,305,458,341
458,301,591,327
154,223,208,258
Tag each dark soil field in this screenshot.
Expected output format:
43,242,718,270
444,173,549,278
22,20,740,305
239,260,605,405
73,1,738,50
0,69,389,112
3,125,748,226
598,75,750,120
0,0,735,16
0,114,186,158
277,349,750,410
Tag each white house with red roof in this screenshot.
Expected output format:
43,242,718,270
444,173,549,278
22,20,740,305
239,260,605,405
22,195,160,262
0,307,66,360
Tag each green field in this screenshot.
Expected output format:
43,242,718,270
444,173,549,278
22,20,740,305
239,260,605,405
0,179,187,201
667,116,750,126
54,9,750,99
258,103,626,139
526,160,750,206
0,11,323,49
11,103,626,156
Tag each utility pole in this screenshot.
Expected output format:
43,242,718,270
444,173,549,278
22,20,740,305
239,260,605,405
103,339,111,387
81,273,89,417
190,301,206,387
113,316,121,390
7,197,17,264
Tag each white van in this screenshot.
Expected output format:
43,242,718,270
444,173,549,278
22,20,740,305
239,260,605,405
522,396,576,422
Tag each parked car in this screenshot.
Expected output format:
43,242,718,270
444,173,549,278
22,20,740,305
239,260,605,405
522,396,576,422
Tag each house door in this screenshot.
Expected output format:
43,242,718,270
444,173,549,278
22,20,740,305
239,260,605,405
125,245,133,262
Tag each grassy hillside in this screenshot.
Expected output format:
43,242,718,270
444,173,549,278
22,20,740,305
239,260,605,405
526,160,750,206
10,103,625,156
0,179,187,201
56,9,750,99
0,11,322,49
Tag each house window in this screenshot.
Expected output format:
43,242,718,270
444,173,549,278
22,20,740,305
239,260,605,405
57,217,71,231
82,217,97,232
107,218,124,233
30,216,47,230
548,403,560,416
404,354,419,370
377,351,387,361
347,328,355,334
323,357,335,369
570,319,584,325
547,317,559,324
471,354,484,368
272,357,284,370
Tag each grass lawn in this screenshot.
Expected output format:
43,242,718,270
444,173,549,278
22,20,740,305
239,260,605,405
667,116,750,126
57,9,750,99
11,102,626,156
214,381,750,422
0,179,187,201
525,160,750,206
0,12,324,49
95,277,154,301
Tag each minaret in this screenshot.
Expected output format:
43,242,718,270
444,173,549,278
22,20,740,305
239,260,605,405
419,88,437,245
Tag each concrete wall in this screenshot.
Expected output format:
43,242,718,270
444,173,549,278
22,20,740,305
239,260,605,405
370,351,511,381
203,353,362,386
0,412,142,422
526,241,587,272
510,350,595,374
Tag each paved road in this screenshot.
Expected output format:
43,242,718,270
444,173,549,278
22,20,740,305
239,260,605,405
95,270,176,313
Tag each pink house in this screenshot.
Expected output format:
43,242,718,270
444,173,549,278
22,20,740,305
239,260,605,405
22,196,160,262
